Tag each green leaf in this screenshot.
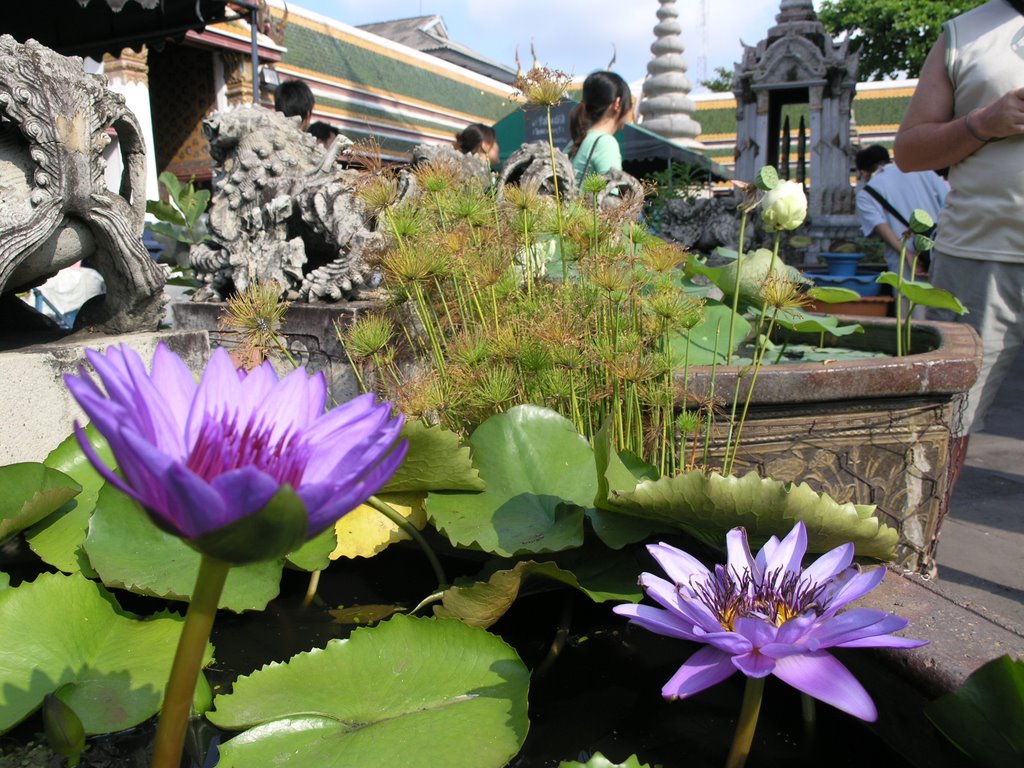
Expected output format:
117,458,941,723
209,615,530,768
925,654,1024,767
145,200,186,227
383,420,485,492
806,286,862,304
158,171,183,203
146,221,190,244
685,248,805,308
43,691,86,766
426,405,595,556
192,485,309,565
876,273,968,314
27,426,114,575
85,482,284,612
594,464,897,560
668,302,753,365
559,753,654,768
285,524,337,572
773,307,864,336
0,572,206,735
433,560,586,628
0,463,81,543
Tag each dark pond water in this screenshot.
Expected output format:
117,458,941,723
1,541,970,767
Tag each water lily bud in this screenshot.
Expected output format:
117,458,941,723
43,693,86,767
909,209,934,235
754,166,779,191
761,180,807,232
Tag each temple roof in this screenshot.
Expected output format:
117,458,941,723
357,15,517,85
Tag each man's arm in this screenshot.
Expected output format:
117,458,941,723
872,222,917,271
896,34,1024,171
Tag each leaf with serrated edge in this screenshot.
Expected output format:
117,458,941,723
84,482,282,612
597,467,897,560
330,492,425,560
209,615,529,768
0,463,81,543
0,572,209,735
383,420,485,492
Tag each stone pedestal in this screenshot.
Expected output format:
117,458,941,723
0,330,210,464
171,302,372,406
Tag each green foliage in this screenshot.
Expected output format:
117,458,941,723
0,572,207,735
145,171,210,246
818,0,986,79
0,463,80,543
925,654,1024,767
699,65,734,93
208,615,530,768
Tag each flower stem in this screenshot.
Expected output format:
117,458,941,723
151,555,230,768
725,676,765,768
366,495,447,588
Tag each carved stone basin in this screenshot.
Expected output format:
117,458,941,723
685,319,983,575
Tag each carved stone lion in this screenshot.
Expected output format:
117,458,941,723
0,35,165,332
190,106,378,303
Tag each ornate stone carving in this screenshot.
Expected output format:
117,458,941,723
102,47,149,87
222,52,254,107
190,106,380,303
0,35,165,332
657,194,770,254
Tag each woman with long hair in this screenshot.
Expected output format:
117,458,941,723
454,123,500,165
567,71,632,181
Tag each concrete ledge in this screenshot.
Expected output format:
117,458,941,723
861,567,1024,696
0,330,210,464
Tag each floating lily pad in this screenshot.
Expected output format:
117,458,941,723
0,463,80,543
426,406,594,556
594,430,897,560
0,572,207,735
209,615,529,768
84,482,284,612
330,493,426,560
383,419,485,492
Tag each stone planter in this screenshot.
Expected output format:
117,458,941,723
684,318,982,575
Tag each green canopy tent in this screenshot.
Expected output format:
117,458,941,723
493,100,731,184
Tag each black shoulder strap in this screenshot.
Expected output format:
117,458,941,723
864,185,910,228
580,134,605,179
1006,0,1024,17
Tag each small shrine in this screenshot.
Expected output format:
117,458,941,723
732,0,859,236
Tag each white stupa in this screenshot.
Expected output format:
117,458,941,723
637,0,703,148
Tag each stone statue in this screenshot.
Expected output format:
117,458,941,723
189,106,377,303
657,193,771,254
0,35,166,333
497,141,644,219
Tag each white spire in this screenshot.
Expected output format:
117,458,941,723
637,0,703,148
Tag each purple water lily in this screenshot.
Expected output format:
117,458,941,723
65,343,406,542
613,521,924,721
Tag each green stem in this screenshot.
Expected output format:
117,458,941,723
725,676,765,768
801,692,817,741
366,495,446,588
151,556,230,768
727,210,749,365
546,106,567,281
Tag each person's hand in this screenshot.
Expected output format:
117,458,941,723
971,88,1024,140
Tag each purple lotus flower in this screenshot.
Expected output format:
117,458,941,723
65,343,406,547
613,521,924,721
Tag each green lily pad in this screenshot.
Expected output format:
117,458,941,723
773,308,864,337
209,615,530,768
26,427,114,575
383,420,485,493
876,273,968,314
286,524,338,572
560,753,654,768
806,286,862,304
0,572,208,735
686,248,805,308
426,405,595,556
669,303,752,365
595,438,897,559
84,482,284,612
925,654,1024,767
0,463,81,543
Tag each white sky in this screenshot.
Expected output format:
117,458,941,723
293,1,824,93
